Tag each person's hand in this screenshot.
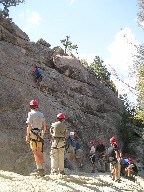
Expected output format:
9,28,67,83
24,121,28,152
41,133,44,139
117,158,121,162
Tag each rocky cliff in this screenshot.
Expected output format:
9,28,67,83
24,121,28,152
0,17,125,175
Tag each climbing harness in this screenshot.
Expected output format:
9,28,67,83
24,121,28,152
30,128,44,152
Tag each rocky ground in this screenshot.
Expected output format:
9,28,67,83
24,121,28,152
0,169,144,192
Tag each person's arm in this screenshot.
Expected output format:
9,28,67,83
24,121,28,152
26,124,32,143
50,123,55,137
99,146,106,155
41,120,46,138
115,150,120,162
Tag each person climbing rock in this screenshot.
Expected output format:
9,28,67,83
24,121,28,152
32,64,43,83
50,113,66,175
26,100,46,176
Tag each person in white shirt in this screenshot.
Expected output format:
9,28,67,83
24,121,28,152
26,100,46,176
89,140,96,173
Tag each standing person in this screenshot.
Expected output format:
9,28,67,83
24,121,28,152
66,132,76,161
26,100,46,176
96,139,106,173
50,113,66,175
108,137,121,182
89,140,96,173
75,136,84,168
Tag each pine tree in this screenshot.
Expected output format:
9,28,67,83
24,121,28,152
60,36,78,55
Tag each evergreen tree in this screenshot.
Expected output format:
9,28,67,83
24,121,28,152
135,44,144,124
60,36,78,55
137,0,144,28
135,0,144,124
0,0,25,9
0,0,25,17
90,56,111,80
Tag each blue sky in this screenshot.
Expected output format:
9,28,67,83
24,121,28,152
6,0,144,103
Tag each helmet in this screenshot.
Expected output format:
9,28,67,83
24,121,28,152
90,140,94,145
29,100,38,106
98,139,103,143
128,158,133,162
57,113,65,119
70,132,75,136
110,137,116,143
33,64,38,68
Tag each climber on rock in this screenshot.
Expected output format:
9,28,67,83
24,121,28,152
32,64,44,83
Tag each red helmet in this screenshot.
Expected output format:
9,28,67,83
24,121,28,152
90,140,94,145
33,64,38,68
29,100,38,106
110,137,116,143
128,158,133,162
57,113,65,119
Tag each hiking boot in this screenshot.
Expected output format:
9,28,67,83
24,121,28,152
115,179,121,183
60,171,66,175
50,171,58,175
37,169,45,176
30,169,40,176
112,176,115,181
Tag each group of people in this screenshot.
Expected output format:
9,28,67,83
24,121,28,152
26,99,140,181
89,137,139,182
89,139,107,174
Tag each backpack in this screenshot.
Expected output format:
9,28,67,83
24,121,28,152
107,146,117,163
121,158,129,165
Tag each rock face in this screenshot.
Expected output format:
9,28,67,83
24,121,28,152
0,17,124,175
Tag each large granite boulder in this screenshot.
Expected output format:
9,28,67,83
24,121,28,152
0,18,126,175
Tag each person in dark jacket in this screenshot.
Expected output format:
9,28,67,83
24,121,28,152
108,137,121,182
33,64,43,83
96,139,106,172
